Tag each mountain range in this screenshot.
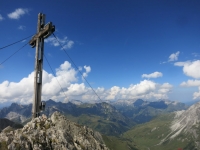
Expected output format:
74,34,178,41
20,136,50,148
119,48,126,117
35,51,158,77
0,99,186,135
0,98,190,149
112,99,187,123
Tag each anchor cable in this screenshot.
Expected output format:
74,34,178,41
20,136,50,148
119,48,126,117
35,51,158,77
0,34,33,50
0,42,29,66
52,33,102,102
44,54,68,99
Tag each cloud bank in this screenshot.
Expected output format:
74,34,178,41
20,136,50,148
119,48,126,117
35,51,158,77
101,81,172,101
0,61,172,104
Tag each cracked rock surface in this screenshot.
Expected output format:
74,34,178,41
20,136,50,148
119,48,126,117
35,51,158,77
0,111,109,150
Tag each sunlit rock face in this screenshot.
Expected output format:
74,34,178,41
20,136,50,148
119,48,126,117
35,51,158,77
157,102,200,148
0,111,109,150
171,102,200,136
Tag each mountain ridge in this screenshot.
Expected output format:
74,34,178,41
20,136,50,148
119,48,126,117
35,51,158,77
0,118,23,132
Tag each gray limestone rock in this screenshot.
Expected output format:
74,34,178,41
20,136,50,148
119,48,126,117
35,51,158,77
0,111,109,150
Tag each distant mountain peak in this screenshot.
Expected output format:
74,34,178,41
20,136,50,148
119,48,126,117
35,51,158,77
46,99,56,103
133,99,144,107
10,103,19,107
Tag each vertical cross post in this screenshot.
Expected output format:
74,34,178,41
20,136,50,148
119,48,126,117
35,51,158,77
29,13,55,119
32,13,45,119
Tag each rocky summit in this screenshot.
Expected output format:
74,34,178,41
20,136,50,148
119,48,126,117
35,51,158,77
0,111,109,150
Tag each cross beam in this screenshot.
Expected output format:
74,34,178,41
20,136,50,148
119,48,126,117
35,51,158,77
29,22,55,48
29,13,55,118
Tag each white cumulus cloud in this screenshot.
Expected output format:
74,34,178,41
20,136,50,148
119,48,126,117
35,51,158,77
8,8,29,19
180,80,200,87
142,72,163,78
0,61,76,103
0,73,34,104
168,51,180,62
175,60,200,100
193,87,200,100
174,60,200,79
82,66,91,78
45,36,74,50
43,61,78,97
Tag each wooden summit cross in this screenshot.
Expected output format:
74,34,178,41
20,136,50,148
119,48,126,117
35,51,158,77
29,13,55,118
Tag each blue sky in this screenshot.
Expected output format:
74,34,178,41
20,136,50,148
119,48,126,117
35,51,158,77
0,0,200,104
